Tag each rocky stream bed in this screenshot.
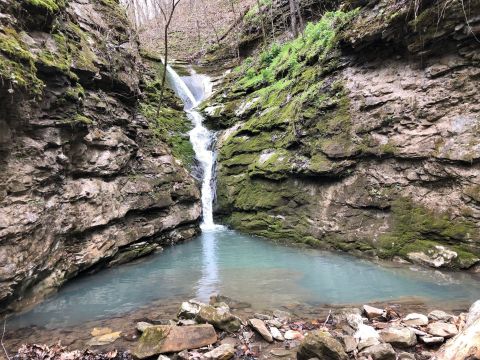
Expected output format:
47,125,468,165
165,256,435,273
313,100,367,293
4,294,480,360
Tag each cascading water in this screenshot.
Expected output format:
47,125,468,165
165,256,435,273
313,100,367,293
165,64,222,231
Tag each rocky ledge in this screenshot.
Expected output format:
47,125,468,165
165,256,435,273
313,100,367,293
9,295,480,360
202,0,480,270
0,0,201,312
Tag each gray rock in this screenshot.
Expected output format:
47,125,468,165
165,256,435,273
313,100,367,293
177,319,197,326
249,318,273,342
157,356,170,360
466,299,480,326
197,304,242,333
341,335,357,353
403,313,429,326
428,310,454,322
178,300,203,319
379,327,417,347
270,326,285,341
357,337,380,351
297,330,348,360
363,305,384,319
359,343,396,360
426,322,458,338
203,344,235,360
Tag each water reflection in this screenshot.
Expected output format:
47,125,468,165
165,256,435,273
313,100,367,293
196,231,219,301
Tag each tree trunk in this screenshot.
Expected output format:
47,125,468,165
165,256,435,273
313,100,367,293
256,0,267,45
156,24,169,116
288,0,298,37
293,0,304,32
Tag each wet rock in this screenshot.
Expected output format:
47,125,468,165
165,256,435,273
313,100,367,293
209,294,251,310
249,318,273,342
379,327,417,347
359,343,396,360
132,325,217,359
284,330,303,340
91,327,113,337
420,336,444,344
363,305,384,319
137,322,154,333
297,330,348,360
254,313,272,320
428,310,454,322
403,313,429,326
273,310,291,322
426,322,458,338
87,331,122,346
270,326,285,341
203,344,235,360
197,304,242,332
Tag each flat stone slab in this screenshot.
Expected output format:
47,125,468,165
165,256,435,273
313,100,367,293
133,324,217,359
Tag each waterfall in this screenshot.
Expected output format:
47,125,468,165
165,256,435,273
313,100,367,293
165,64,222,231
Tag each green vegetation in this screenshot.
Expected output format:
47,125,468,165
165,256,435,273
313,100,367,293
25,0,65,12
140,73,195,168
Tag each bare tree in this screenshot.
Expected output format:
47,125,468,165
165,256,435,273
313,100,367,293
154,0,182,115
288,0,298,37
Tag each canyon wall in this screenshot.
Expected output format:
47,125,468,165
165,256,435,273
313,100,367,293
0,0,201,311
204,0,480,270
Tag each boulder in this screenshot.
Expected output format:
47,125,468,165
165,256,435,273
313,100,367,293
426,322,458,338
357,337,380,351
397,352,416,360
254,313,272,320
249,318,273,342
435,302,480,360
347,313,379,342
466,299,480,326
203,344,235,360
197,304,242,332
209,294,251,310
379,327,417,347
297,330,348,360
359,343,396,360
132,325,217,359
403,313,429,326
428,310,454,322
407,246,457,268
363,305,384,319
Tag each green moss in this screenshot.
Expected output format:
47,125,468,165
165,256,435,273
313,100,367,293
0,27,43,93
73,114,94,124
25,0,65,12
139,67,194,167
376,198,479,268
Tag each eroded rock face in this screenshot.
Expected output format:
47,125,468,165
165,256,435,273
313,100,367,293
205,0,480,269
0,0,201,311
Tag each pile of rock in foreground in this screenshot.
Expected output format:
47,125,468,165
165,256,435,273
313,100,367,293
14,296,480,360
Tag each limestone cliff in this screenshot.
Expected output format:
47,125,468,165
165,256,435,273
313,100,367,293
204,0,480,270
0,0,201,311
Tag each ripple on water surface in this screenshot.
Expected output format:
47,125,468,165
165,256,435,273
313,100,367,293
10,229,480,329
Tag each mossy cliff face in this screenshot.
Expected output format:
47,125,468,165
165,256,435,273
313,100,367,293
204,0,480,270
0,0,201,311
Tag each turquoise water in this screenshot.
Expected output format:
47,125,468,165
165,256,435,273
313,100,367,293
10,229,480,329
